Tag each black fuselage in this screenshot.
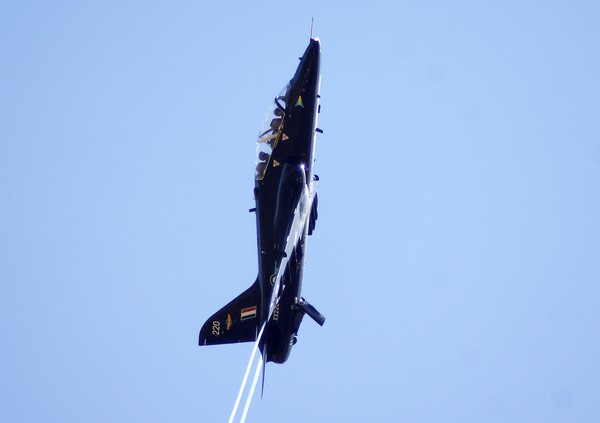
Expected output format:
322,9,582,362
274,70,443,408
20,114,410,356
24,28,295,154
255,39,321,363
198,39,323,365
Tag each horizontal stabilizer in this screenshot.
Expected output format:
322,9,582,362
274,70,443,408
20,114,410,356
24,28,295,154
199,278,261,346
297,298,326,326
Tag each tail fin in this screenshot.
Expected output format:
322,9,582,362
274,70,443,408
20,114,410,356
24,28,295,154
199,278,261,346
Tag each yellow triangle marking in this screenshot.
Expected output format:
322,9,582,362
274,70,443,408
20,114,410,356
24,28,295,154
273,160,280,167
282,134,289,140
295,95,304,108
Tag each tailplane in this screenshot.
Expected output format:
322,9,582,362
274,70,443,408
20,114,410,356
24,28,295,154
199,278,261,346
297,298,326,326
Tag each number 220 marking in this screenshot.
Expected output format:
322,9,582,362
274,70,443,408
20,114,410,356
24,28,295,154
212,321,220,336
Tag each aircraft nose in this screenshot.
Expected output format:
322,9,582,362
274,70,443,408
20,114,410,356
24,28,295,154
290,38,321,89
300,37,320,72
307,37,320,62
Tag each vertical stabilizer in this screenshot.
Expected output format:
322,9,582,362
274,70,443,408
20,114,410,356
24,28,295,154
199,278,261,346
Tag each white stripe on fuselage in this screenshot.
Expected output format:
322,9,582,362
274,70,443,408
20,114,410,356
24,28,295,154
267,171,316,321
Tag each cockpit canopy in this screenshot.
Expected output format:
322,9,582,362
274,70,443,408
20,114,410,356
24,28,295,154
255,84,289,180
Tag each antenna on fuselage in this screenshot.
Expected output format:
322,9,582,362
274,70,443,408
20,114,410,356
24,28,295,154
310,17,314,39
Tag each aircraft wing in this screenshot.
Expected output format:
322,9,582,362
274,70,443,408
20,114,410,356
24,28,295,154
199,278,261,346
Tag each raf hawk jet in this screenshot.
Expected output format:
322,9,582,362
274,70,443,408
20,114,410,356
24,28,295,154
199,38,325,365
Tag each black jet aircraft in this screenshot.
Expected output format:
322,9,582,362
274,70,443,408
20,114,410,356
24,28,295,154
199,38,325,364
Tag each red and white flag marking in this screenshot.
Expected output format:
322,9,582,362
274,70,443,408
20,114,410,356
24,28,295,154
241,306,257,320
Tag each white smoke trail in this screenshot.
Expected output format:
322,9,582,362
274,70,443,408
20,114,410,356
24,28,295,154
240,354,264,422
228,323,265,423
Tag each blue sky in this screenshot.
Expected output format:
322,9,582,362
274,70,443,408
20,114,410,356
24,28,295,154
2,1,599,422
